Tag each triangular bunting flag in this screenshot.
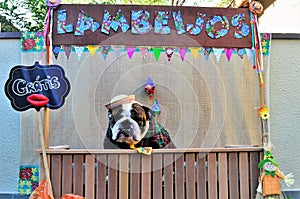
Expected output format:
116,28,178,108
224,48,233,62
245,48,253,61
126,46,136,59
52,46,61,60
87,45,99,57
74,46,85,60
152,47,163,61
213,48,223,62
113,46,122,58
189,47,200,60
100,46,111,60
203,48,212,61
178,48,187,61
237,48,246,59
63,45,72,59
139,47,148,59
165,48,174,61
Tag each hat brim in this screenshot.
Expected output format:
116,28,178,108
258,158,279,168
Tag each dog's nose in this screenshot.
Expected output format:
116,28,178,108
121,119,134,129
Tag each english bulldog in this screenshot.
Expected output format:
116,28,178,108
103,95,176,149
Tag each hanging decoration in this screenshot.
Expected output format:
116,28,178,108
189,47,200,60
213,48,223,62
144,76,156,100
152,47,163,61
178,48,188,61
126,46,136,59
165,47,174,61
203,47,212,61
100,46,111,60
74,46,85,60
151,99,161,118
63,45,72,59
224,48,233,61
87,45,99,57
139,47,148,59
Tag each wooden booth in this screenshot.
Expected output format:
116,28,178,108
26,3,267,199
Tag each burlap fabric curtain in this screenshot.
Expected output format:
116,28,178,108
20,48,266,165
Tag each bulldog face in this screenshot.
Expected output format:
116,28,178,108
108,102,151,145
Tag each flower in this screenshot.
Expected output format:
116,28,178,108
258,105,270,120
19,168,33,180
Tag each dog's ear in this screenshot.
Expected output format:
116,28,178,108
142,105,153,120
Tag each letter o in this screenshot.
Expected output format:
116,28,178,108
205,15,229,39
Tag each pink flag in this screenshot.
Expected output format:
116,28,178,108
224,48,233,62
178,48,187,61
126,46,136,59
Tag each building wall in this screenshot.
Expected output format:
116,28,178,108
0,38,21,193
0,37,300,197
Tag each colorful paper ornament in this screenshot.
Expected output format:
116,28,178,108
257,105,270,120
224,48,233,61
151,99,161,118
144,77,156,100
139,47,148,59
87,45,99,57
126,46,136,59
178,48,187,61
74,46,85,60
152,47,163,61
165,48,174,61
189,47,200,60
63,45,72,59
204,48,212,61
113,46,122,58
52,46,61,59
100,46,111,60
46,0,60,9
213,48,223,62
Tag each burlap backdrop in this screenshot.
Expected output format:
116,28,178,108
20,49,267,165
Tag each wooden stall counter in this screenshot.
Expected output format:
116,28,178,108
38,147,263,199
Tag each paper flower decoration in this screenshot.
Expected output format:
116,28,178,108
144,77,156,100
46,0,61,8
258,105,270,120
151,99,161,118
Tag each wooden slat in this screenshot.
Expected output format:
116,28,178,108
51,155,62,199
164,154,174,199
152,154,163,199
119,154,129,199
218,153,228,199
62,155,72,194
85,154,95,199
96,155,107,199
208,153,217,199
186,153,196,199
141,155,151,199
130,154,140,199
108,154,118,199
228,152,239,199
249,152,260,199
197,153,207,199
73,155,84,196
239,152,249,199
175,154,185,199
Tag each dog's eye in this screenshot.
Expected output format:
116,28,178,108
108,112,112,119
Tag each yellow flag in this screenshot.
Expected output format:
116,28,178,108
189,47,200,60
87,45,99,57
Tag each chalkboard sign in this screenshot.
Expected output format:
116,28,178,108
5,62,70,111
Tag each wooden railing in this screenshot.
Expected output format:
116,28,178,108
39,147,263,199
